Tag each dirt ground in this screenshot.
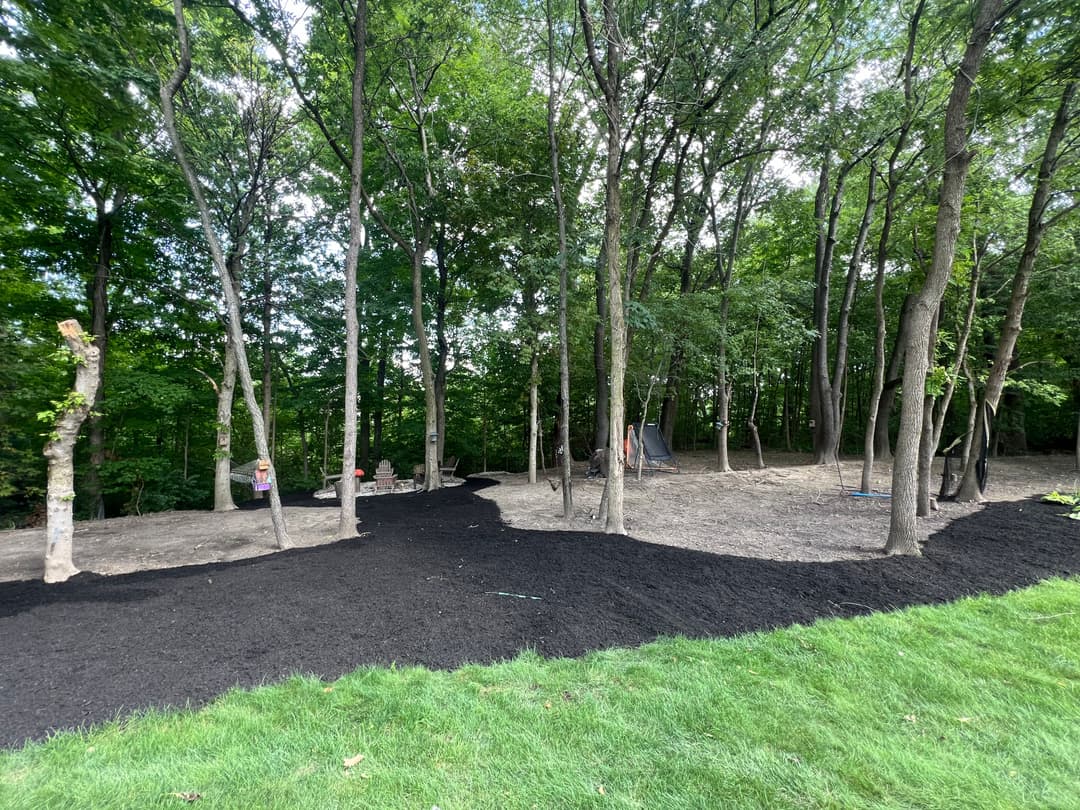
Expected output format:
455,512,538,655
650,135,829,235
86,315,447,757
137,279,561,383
478,451,1080,562
2,452,1074,582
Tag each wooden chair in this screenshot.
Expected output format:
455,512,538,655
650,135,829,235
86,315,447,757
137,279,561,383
439,455,459,479
322,467,366,498
374,459,397,494
321,468,343,494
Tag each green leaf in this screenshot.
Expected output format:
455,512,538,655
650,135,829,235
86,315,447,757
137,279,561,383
1042,490,1080,507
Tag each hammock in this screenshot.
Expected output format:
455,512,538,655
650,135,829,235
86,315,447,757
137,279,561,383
229,459,260,484
230,459,272,490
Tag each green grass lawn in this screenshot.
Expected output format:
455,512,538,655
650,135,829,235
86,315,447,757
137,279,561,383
2,579,1078,809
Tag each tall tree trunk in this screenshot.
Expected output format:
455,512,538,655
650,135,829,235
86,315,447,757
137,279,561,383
592,244,609,450
358,353,371,471
747,321,764,469
435,347,447,465
323,409,331,478
161,0,291,550
658,237,695,448
874,295,915,457
862,0,924,493
831,163,877,456
412,244,442,491
659,350,682,446
633,359,664,480
708,156,755,473
209,184,251,512
715,305,734,473
932,234,984,454
261,231,273,447
861,246,888,493
809,156,843,464
435,230,450,465
793,351,807,448
336,0,368,535
298,409,310,479
86,192,123,520
270,370,278,458
528,347,539,484
250,249,274,503
481,400,488,472
580,0,625,534
886,0,1003,555
43,320,100,583
213,332,239,511
956,80,1077,501
809,145,877,465
961,357,978,469
606,208,627,531
658,175,712,446
786,367,794,451
518,254,540,479
916,391,936,515
359,410,371,472
747,381,764,469
916,305,940,516
546,0,574,519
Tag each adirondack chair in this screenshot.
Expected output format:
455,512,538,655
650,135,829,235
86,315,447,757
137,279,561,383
374,459,397,494
439,456,459,479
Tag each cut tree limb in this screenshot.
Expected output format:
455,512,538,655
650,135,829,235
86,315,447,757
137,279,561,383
43,319,100,583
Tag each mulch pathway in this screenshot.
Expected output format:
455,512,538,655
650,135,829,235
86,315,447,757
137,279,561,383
1,479,1077,748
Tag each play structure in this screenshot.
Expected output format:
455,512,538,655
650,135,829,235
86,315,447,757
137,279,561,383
585,425,680,478
626,423,679,473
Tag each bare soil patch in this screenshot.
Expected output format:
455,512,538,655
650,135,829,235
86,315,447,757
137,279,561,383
0,481,463,583
478,451,1080,562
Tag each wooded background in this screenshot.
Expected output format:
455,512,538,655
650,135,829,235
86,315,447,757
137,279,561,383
1,0,1077,534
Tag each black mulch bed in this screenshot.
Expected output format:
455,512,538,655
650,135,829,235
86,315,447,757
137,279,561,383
2,479,1078,748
